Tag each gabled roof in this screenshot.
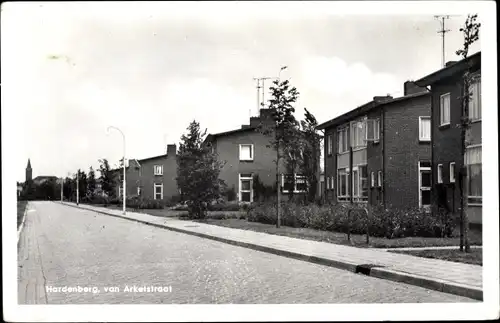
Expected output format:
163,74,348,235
316,91,430,130
204,126,258,144
415,51,481,86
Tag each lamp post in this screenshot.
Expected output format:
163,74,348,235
107,126,126,215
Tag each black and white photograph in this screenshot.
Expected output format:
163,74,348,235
2,1,498,321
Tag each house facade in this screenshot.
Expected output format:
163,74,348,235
111,144,178,202
205,108,312,203
317,81,432,210
415,52,482,226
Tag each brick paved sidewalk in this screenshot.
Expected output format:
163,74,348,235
61,202,483,300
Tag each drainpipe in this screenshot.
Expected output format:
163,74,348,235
382,107,386,208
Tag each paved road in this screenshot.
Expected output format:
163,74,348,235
18,201,475,304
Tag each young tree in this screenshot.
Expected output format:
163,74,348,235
455,14,481,253
176,120,226,219
76,169,88,201
259,79,300,227
299,108,322,203
98,159,116,197
87,166,97,197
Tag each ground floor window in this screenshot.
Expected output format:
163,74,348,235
337,168,350,201
466,145,482,204
419,161,432,209
137,187,141,196
154,183,163,200
281,174,307,193
239,173,253,202
337,166,368,202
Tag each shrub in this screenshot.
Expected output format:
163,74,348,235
224,186,237,202
208,201,241,212
165,195,182,207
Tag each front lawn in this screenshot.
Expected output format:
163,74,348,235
390,248,482,266
17,200,27,229
197,218,482,249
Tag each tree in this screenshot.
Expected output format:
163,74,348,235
176,120,226,219
299,108,322,203
87,166,97,196
259,78,300,227
63,177,75,201
98,159,116,197
455,14,481,253
76,169,88,201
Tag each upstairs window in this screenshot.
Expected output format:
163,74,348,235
327,135,333,156
440,93,451,126
239,144,254,161
437,164,443,183
469,77,481,121
337,127,348,153
419,116,431,142
449,162,456,183
154,165,163,176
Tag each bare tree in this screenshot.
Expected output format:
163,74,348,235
455,14,481,253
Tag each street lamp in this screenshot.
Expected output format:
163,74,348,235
107,126,126,215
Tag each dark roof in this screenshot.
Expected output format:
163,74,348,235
205,126,258,144
316,92,430,130
110,154,172,172
415,51,481,86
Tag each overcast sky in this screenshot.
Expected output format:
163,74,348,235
2,2,483,182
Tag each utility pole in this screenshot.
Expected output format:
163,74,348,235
76,169,79,205
61,177,63,202
434,15,452,67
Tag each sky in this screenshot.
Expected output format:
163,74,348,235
2,2,484,182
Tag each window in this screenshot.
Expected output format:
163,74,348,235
465,145,482,204
419,161,432,209
371,171,375,187
419,116,431,142
350,119,367,148
137,187,141,196
239,144,254,161
239,173,253,202
373,118,380,142
337,168,350,201
154,165,163,176
440,93,451,126
450,162,456,183
337,127,348,153
377,171,383,187
358,165,369,202
327,135,333,155
282,174,307,193
326,176,330,190
469,77,481,121
331,177,335,191
437,164,443,184
154,183,163,200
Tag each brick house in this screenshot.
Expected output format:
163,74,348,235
111,144,178,202
204,108,314,203
317,81,432,210
415,52,482,226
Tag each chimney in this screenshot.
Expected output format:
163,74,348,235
445,61,457,67
403,80,428,96
166,144,176,156
373,95,393,103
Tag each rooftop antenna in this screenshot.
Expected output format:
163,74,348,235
434,15,456,67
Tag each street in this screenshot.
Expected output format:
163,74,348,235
18,202,475,304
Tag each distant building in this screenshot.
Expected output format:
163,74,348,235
26,159,32,182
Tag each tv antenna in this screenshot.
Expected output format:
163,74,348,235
434,15,458,67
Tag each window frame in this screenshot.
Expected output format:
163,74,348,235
153,183,163,200
468,76,482,122
337,127,349,154
439,92,451,126
419,116,431,142
465,145,482,205
337,168,350,201
154,165,163,176
371,171,375,188
239,144,254,161
281,174,307,193
327,135,333,156
239,173,253,203
373,118,380,143
437,164,443,184
418,161,432,209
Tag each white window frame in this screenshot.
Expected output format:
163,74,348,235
350,118,367,149
137,187,141,196
468,76,481,122
418,161,432,209
419,116,431,142
449,162,456,183
153,183,163,200
326,176,330,190
373,118,380,143
239,144,254,161
331,176,335,191
440,93,451,126
239,173,253,202
355,165,368,202
154,165,163,176
437,164,443,184
371,171,375,188
377,171,382,188
327,135,333,156
281,174,307,193
465,144,482,205
337,168,350,201
337,127,349,154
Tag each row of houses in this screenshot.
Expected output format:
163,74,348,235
108,52,481,225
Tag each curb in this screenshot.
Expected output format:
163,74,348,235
59,202,483,301
17,202,28,246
